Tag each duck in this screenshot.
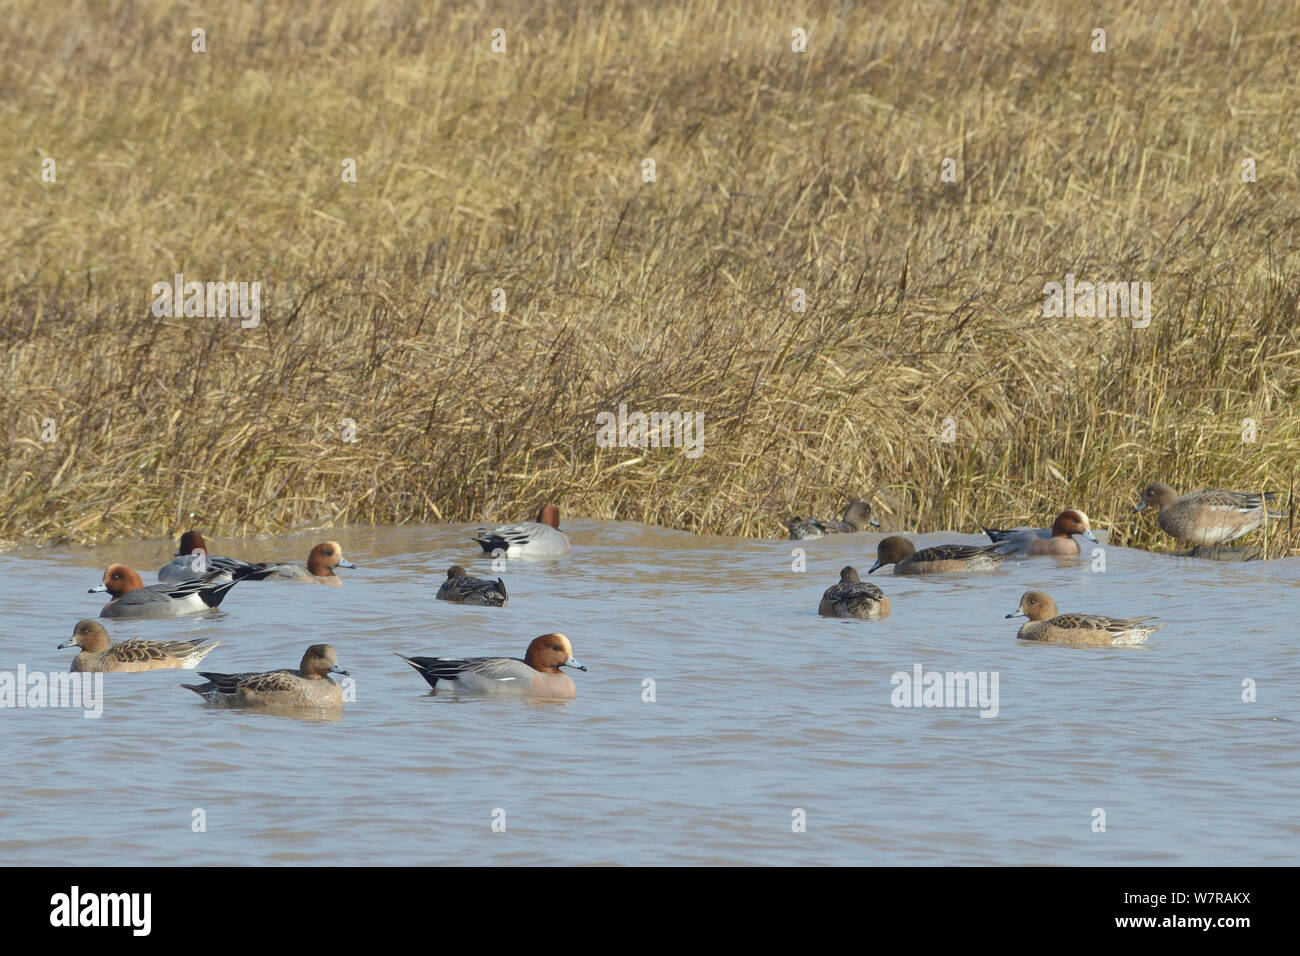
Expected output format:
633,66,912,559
1134,482,1286,547
788,500,880,540
868,536,1011,575
981,509,1099,555
158,530,254,582
472,504,570,557
817,566,890,619
91,564,252,619
233,541,357,586
436,565,508,606
159,534,356,585
58,619,220,672
397,633,585,699
1007,590,1165,646
182,644,348,708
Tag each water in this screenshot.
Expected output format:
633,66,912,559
1,522,1297,865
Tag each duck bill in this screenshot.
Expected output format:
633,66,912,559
330,666,350,676
1005,611,1025,619
56,639,76,649
867,560,885,574
1083,530,1099,542
338,560,357,569
869,517,881,528
1132,501,1148,513
564,656,588,672
88,584,107,593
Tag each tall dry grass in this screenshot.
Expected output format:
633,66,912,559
2,0,1298,553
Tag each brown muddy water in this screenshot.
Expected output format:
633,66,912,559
1,521,1297,865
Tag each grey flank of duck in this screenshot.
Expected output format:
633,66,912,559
436,565,508,606
818,566,890,619
59,619,220,672
1134,482,1286,547
788,500,879,540
1007,590,1165,646
182,644,348,709
868,536,1012,575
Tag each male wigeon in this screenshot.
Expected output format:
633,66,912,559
160,534,356,585
788,500,880,540
868,536,1011,575
397,633,586,699
58,619,220,672
182,644,348,709
1007,590,1165,646
90,564,251,619
1134,482,1286,546
247,541,357,584
818,566,890,619
158,530,251,582
472,504,570,557
436,566,508,606
982,509,1099,556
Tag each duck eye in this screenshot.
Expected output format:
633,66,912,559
552,645,562,652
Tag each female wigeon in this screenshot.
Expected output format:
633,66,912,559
436,566,508,606
472,504,570,557
158,530,250,582
981,509,1099,556
868,536,1011,575
397,633,586,699
182,644,348,709
1007,590,1165,646
1134,482,1286,546
58,619,220,672
788,500,880,540
818,565,890,619
91,564,250,619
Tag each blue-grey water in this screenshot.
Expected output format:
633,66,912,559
1,521,1297,865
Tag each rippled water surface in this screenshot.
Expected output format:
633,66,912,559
2,522,1297,865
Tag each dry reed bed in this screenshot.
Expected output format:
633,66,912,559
2,0,1299,554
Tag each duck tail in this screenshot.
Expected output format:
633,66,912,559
231,563,276,582
472,534,506,554
193,641,221,664
198,576,244,608
395,653,442,688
